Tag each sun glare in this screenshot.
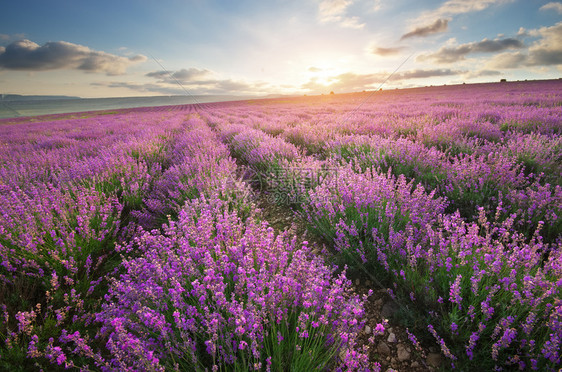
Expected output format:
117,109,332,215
307,65,341,86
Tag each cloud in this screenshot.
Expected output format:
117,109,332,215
401,19,448,40
91,81,183,95
487,52,527,68
318,0,352,20
146,68,212,83
405,0,514,39
135,68,271,95
214,79,264,92
463,69,501,79
302,68,462,93
0,33,26,43
372,46,406,56
420,0,514,20
95,79,265,96
0,39,146,75
308,66,322,72
393,68,462,80
128,55,147,62
487,22,562,68
526,21,562,66
540,2,562,14
339,17,364,28
317,0,365,29
419,37,524,63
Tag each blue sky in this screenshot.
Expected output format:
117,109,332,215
1,0,561,97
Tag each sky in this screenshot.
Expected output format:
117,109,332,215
0,0,561,98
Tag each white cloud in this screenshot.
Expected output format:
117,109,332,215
142,67,271,95
340,16,365,29
425,0,514,19
317,0,365,29
318,0,352,19
146,68,212,83
302,68,463,93
486,22,562,68
527,21,562,66
539,2,562,14
411,0,514,29
486,52,527,68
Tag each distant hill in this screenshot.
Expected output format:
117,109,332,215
0,94,81,101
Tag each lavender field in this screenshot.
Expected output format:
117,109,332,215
1,80,561,371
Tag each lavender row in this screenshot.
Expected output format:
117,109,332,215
94,196,374,371
129,116,254,228
0,112,185,190
0,112,236,369
324,133,561,243
301,163,562,370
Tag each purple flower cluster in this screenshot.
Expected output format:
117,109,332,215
304,177,561,369
219,124,302,170
97,196,370,371
324,132,560,235
303,163,446,262
0,183,122,283
133,117,253,227
0,111,223,369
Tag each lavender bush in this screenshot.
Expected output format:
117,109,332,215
97,196,372,371
302,164,562,370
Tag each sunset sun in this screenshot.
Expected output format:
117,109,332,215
308,66,340,86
